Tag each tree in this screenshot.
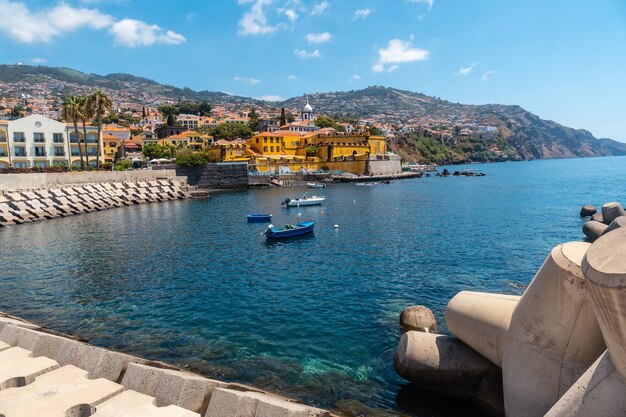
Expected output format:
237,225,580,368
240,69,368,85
86,90,112,170
143,143,174,160
370,126,384,136
61,96,85,170
208,122,254,140
314,115,341,130
77,96,93,168
167,113,176,127
247,107,262,132
10,105,24,118
280,107,287,127
198,101,211,116
142,106,147,118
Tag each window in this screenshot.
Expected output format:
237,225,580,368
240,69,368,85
0,132,6,142
270,146,274,152
87,134,97,143
263,138,267,143
13,132,25,142
0,162,6,168
14,162,27,168
35,161,47,168
256,138,259,144
0,148,5,156
34,146,46,157
33,132,45,142
14,146,26,157
71,147,80,156
53,133,64,143
109,142,117,147
87,148,97,156
263,146,268,152
70,133,79,143
53,147,65,157
269,137,273,143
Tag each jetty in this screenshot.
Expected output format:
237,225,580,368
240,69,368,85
331,171,423,183
0,313,335,417
394,203,626,417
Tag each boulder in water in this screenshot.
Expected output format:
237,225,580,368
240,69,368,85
579,205,597,217
601,202,626,225
400,306,439,334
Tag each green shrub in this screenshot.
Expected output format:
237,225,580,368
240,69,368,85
114,160,133,171
175,149,208,167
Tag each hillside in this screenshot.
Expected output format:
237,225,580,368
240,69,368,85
1,65,625,161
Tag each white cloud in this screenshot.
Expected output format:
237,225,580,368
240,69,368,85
407,0,434,10
306,32,331,44
311,1,329,15
259,95,283,101
278,8,298,22
295,48,321,59
287,75,297,80
372,37,429,72
238,0,280,35
110,19,185,47
353,8,373,20
0,0,113,43
0,1,184,47
457,62,477,76
234,76,262,84
349,74,361,81
31,57,47,64
186,12,196,21
482,70,495,81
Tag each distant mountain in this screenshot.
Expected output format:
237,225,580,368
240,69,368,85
1,65,625,161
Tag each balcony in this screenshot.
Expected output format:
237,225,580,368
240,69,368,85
34,149,47,157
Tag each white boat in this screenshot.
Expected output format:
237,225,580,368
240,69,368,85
282,194,325,207
307,182,326,189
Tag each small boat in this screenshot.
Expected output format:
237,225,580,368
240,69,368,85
307,182,326,189
247,214,272,222
264,221,315,239
281,195,325,207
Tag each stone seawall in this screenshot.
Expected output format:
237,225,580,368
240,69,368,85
0,169,179,192
0,313,334,417
0,177,189,227
176,163,249,189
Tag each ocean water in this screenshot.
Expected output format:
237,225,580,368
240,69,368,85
0,156,625,416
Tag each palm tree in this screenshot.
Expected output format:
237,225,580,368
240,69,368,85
77,96,93,169
61,96,85,170
86,90,112,169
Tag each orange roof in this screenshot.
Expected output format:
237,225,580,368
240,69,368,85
103,134,119,140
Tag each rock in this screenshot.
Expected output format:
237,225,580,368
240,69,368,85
601,202,626,225
579,205,597,217
400,306,438,334
441,169,450,176
591,213,604,223
453,171,460,176
605,216,626,234
583,220,608,242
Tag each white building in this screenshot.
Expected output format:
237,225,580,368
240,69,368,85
2,114,69,168
0,114,102,169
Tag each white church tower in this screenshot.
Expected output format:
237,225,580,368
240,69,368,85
300,97,315,122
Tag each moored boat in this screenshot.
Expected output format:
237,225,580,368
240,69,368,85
307,182,326,189
247,214,272,222
282,195,325,207
264,221,315,239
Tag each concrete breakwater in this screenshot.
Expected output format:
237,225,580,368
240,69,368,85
0,313,334,417
0,176,190,227
394,220,626,417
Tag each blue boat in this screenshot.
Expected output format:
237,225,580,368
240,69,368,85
264,221,315,239
247,214,272,223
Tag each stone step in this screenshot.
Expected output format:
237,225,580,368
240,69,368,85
0,346,59,390
93,390,199,417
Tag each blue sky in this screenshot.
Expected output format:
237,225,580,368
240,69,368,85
1,0,625,141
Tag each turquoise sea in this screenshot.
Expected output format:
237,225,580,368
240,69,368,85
0,156,625,416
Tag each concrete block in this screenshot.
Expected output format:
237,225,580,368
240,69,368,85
0,365,123,417
0,325,143,381
601,202,626,225
399,306,438,333
503,242,605,417
121,362,222,413
205,388,329,417
582,227,626,380
394,332,492,398
0,346,59,389
446,291,519,366
0,340,9,351
545,351,626,417
583,220,609,242
94,390,200,417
